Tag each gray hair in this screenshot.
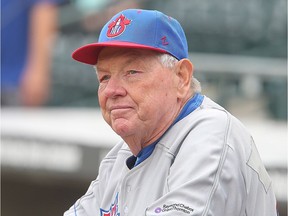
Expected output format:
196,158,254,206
158,53,202,93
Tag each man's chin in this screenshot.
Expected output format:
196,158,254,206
111,120,133,138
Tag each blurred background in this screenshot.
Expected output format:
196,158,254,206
1,0,287,215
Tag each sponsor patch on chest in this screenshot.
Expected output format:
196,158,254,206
154,203,194,214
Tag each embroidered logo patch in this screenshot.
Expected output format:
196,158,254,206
161,36,169,45
107,14,131,38
154,203,194,214
100,193,120,216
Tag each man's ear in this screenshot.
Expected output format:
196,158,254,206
176,59,193,99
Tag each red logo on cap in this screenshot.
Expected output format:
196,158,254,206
107,14,131,38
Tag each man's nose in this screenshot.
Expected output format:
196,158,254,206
103,77,126,98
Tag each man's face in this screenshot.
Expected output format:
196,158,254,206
96,48,181,146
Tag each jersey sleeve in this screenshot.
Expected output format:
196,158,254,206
63,141,125,216
145,108,277,216
63,179,101,216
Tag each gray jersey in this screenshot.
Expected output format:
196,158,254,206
64,96,277,216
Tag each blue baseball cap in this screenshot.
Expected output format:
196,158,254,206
72,9,188,65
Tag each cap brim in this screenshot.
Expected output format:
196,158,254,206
72,41,168,65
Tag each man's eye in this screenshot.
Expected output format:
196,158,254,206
128,70,139,75
99,75,110,82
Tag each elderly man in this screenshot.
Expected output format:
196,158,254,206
64,9,277,216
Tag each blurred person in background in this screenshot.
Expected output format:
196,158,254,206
1,0,62,106
64,9,278,216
